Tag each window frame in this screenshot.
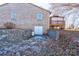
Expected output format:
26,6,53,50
36,12,44,21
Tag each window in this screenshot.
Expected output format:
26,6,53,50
36,12,44,21
11,11,16,21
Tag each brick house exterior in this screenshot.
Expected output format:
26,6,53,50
0,3,50,32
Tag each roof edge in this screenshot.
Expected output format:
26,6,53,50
30,3,51,13
0,3,51,13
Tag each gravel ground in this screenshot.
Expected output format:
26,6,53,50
0,29,79,56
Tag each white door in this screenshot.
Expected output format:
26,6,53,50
34,26,43,35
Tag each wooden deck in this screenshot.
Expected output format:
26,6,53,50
64,29,79,32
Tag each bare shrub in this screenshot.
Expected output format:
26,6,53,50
4,22,16,29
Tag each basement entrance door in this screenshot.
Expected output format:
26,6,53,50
34,26,43,35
